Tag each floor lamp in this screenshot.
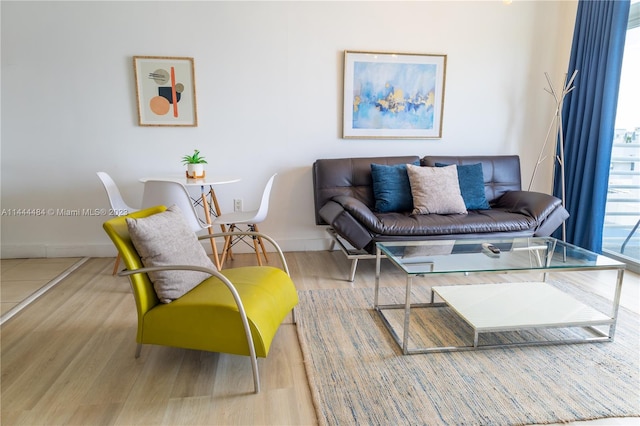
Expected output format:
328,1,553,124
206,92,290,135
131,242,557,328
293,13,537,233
528,70,578,243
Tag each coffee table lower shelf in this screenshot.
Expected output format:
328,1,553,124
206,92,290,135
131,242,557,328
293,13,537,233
375,282,615,354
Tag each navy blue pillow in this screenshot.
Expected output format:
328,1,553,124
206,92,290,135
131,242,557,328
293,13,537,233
435,163,490,210
371,162,419,212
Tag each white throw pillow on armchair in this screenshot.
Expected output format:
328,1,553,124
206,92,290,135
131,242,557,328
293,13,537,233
126,204,216,303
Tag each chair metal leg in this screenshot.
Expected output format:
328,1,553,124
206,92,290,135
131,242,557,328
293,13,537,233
227,283,261,393
349,258,358,282
325,228,377,282
249,353,260,394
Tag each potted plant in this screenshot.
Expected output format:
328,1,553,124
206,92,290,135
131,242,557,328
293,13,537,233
181,149,208,178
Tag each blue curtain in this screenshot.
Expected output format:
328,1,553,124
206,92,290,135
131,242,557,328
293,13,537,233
555,0,630,252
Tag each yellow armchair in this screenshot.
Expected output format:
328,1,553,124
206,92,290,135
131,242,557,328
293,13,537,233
102,206,298,393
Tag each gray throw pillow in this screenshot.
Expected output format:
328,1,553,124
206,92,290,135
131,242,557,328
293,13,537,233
406,164,468,215
126,205,216,303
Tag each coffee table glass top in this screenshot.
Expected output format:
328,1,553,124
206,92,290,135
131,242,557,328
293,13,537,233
377,237,624,275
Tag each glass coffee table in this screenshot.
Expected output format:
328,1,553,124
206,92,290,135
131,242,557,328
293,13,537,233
374,237,625,354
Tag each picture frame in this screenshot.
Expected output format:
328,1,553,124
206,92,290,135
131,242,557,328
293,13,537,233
343,50,446,139
133,56,198,127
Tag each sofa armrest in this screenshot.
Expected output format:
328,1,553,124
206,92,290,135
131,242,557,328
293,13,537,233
318,196,380,250
331,195,381,229
492,191,569,236
493,191,560,218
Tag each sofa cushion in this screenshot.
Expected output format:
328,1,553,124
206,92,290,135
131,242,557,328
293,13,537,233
371,161,419,213
373,209,538,236
406,164,467,215
436,162,490,210
126,205,216,303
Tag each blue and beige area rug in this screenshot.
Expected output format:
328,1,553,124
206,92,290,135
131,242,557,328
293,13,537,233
296,284,640,426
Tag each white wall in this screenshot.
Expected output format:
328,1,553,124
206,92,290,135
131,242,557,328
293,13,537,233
0,1,577,258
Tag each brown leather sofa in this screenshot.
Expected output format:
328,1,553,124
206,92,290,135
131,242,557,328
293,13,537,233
313,155,569,281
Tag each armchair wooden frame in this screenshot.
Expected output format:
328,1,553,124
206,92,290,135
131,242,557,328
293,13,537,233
103,207,298,394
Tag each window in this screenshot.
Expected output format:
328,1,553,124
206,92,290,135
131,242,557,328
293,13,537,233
602,0,640,271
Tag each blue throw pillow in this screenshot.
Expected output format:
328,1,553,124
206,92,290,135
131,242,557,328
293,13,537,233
371,162,419,212
435,162,490,210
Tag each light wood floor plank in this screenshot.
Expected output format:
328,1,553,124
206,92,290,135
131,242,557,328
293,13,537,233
67,402,123,426
163,396,216,425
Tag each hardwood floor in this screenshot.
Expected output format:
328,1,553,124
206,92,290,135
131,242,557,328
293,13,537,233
0,257,85,317
1,251,638,425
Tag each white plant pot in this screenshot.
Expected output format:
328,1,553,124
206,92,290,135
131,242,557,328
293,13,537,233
186,163,205,178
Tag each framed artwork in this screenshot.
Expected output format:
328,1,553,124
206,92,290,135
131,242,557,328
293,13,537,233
343,51,447,139
133,56,198,126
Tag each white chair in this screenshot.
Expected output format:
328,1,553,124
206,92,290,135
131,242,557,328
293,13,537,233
141,179,222,270
96,172,140,275
213,173,277,267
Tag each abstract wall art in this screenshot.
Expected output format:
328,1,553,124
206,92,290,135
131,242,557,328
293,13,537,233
343,51,446,139
133,56,197,126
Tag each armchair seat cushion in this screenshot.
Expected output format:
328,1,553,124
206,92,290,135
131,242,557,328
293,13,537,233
143,265,298,357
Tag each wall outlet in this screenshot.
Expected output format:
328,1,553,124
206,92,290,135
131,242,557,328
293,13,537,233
234,199,243,212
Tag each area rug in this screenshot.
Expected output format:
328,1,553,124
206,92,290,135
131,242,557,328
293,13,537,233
296,284,640,426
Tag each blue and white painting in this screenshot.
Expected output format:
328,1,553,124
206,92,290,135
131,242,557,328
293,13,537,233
343,51,446,139
352,61,437,130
